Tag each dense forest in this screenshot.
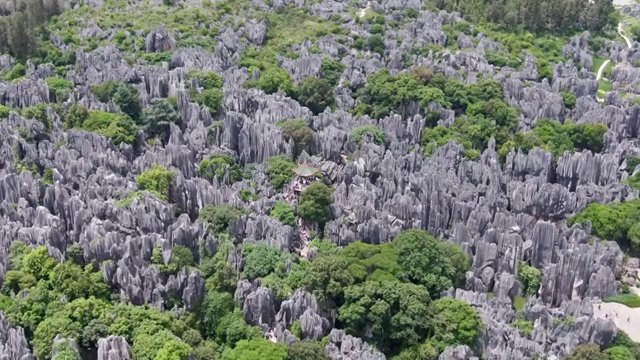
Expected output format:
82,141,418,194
1,0,640,359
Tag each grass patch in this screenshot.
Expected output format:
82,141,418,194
593,57,608,73
604,294,640,308
514,296,527,312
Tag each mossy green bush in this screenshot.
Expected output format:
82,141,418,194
136,165,176,199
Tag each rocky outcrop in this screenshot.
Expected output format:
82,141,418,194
0,312,33,360
97,336,132,360
145,26,176,53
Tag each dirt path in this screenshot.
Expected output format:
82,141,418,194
596,59,611,81
619,22,633,49
358,1,371,18
593,302,640,342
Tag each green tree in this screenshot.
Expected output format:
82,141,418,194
561,91,577,108
243,244,287,280
393,342,438,360
221,339,288,360
305,256,354,305
298,182,333,225
430,298,482,351
339,281,433,353
49,262,110,300
296,77,334,114
352,125,386,146
0,104,10,118
287,340,327,360
393,230,470,297
64,105,89,130
517,261,541,296
199,204,246,235
258,67,294,96
136,165,176,199
91,81,120,102
80,111,138,145
154,339,193,360
266,155,296,190
321,57,345,86
141,99,181,138
270,201,297,227
603,346,635,360
201,291,236,338
113,83,141,120
199,155,242,183
566,344,606,360
196,88,224,114
23,247,58,281
280,119,315,154
33,316,82,359
132,330,179,360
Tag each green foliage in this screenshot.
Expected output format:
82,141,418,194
354,69,448,119
242,244,287,280
569,199,640,253
338,242,403,283
339,281,432,353
604,294,640,308
64,104,89,130
611,332,640,360
603,346,635,360
321,57,345,86
0,104,10,118
195,88,224,114
561,91,577,108
152,245,196,274
113,83,141,120
279,119,315,155
91,81,120,103
133,329,183,360
352,125,386,146
42,167,54,185
258,67,295,96
136,165,176,199
220,338,288,360
199,154,242,183
514,296,527,313
430,298,482,351
3,63,26,80
270,201,296,227
298,182,333,225
517,261,541,296
566,344,604,360
189,70,224,90
21,104,53,133
305,256,354,305
393,229,469,297
23,247,58,281
393,342,438,360
80,111,137,145
288,340,327,360
199,204,246,235
201,291,235,338
296,77,334,114
240,189,258,202
33,316,82,359
512,318,534,337
140,99,181,138
266,155,296,190
627,156,640,174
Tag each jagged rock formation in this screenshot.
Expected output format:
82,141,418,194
0,312,33,360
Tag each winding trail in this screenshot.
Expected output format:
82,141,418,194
618,22,633,49
596,22,632,101
596,59,611,81
358,1,371,18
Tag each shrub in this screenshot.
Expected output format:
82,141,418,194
136,165,176,199
189,70,224,90
266,155,296,190
270,201,296,227
352,125,386,146
0,104,9,118
64,104,89,129
195,88,224,114
321,57,345,86
140,99,181,138
199,154,242,183
80,111,137,145
561,91,577,109
258,67,295,96
113,83,141,120
243,244,287,280
366,34,385,54
21,104,52,133
240,189,258,202
296,77,334,114
3,63,26,81
91,81,120,102
45,77,74,91
512,319,534,337
279,119,315,151
627,156,640,174
199,204,246,235
517,261,541,296
298,182,333,225
42,168,54,185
